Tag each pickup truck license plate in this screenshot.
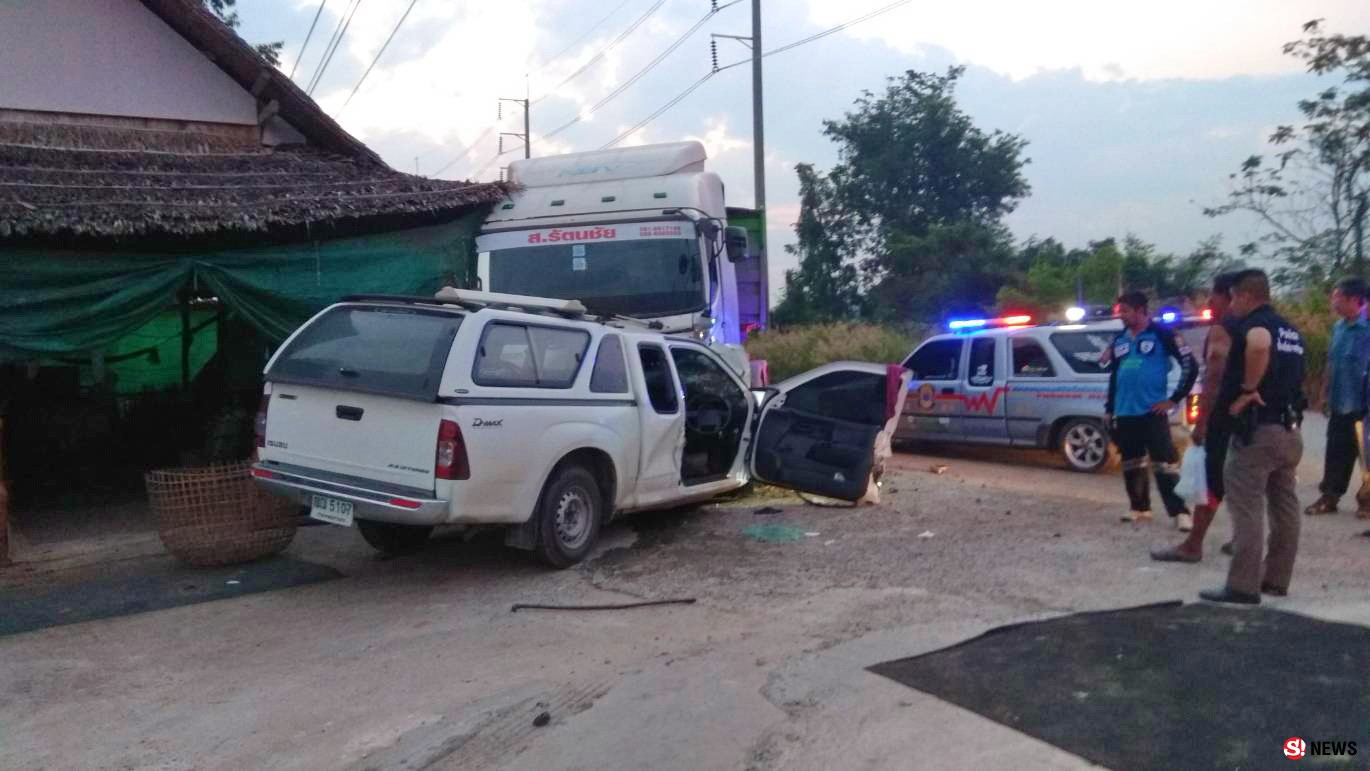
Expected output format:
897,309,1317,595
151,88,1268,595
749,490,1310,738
310,495,354,527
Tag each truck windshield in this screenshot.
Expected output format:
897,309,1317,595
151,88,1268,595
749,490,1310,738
267,306,460,400
487,238,705,317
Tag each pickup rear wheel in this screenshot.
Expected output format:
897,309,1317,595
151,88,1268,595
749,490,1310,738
1059,418,1110,473
535,465,603,568
356,520,433,556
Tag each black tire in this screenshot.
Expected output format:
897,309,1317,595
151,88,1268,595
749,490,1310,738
1058,418,1110,473
356,520,433,556
534,465,604,568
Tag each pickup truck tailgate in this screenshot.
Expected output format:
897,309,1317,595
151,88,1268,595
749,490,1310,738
261,384,442,491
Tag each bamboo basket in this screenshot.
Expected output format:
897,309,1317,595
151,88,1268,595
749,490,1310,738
145,462,296,566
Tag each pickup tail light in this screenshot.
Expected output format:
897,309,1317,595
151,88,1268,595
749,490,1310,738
1186,394,1201,425
255,394,269,448
435,419,470,480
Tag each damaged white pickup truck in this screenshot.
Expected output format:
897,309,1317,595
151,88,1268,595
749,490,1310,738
253,289,908,566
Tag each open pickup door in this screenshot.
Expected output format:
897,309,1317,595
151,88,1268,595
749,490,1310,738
749,362,911,501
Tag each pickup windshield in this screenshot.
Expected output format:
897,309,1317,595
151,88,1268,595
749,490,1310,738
267,306,460,400
487,238,705,317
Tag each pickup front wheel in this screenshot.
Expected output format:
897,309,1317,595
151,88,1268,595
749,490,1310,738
535,465,604,568
357,520,433,556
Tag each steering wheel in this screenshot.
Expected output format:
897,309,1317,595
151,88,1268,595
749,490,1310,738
685,393,733,437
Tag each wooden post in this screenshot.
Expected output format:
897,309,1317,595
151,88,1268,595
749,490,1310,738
0,410,9,566
181,290,192,390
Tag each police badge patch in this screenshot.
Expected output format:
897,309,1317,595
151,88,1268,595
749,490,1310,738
1139,340,1155,354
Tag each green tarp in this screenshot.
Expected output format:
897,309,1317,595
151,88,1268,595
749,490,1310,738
0,215,484,363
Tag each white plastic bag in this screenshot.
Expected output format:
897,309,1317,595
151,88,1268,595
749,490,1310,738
1174,445,1209,506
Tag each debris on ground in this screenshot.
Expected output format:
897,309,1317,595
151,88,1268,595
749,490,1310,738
742,524,808,543
753,506,784,516
918,531,935,539
1004,510,1012,516
930,464,949,475
511,599,696,613
804,532,820,537
532,712,551,728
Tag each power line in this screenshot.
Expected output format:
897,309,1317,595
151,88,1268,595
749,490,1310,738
341,0,422,108
289,0,329,80
308,0,366,95
601,71,716,149
430,126,495,178
718,0,912,72
304,0,357,91
600,1,911,150
529,0,635,75
544,6,722,140
532,0,666,105
473,148,514,180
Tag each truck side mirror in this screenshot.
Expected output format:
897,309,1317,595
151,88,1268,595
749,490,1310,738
724,226,750,262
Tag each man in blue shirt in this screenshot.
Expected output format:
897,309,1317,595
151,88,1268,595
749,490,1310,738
1106,291,1199,527
1305,277,1370,516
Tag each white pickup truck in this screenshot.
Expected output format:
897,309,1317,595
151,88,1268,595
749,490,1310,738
252,289,908,566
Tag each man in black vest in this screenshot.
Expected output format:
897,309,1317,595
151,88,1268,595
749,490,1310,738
1201,270,1307,605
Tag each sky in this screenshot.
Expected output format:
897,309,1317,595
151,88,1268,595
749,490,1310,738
235,0,1370,302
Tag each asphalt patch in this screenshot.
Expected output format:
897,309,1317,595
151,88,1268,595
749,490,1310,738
0,557,342,637
870,602,1370,770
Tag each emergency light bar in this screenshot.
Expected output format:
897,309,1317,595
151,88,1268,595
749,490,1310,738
947,314,1032,331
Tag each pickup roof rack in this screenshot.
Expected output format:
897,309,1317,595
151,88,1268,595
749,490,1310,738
342,288,590,320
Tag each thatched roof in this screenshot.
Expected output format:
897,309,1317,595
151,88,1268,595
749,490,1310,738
0,120,509,239
0,0,509,240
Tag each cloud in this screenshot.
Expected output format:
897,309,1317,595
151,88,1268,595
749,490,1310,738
806,0,1370,81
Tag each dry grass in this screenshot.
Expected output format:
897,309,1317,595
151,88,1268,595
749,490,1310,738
746,323,923,382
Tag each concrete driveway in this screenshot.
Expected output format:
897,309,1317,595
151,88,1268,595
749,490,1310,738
3,415,1368,770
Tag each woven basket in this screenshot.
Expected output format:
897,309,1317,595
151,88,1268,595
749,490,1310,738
145,462,296,567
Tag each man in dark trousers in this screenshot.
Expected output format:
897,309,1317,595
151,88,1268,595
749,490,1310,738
1305,277,1370,517
1152,272,1242,562
1105,291,1199,528
1201,269,1307,604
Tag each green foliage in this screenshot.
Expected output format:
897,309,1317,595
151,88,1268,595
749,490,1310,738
773,164,865,325
745,323,921,382
1204,20,1370,284
203,0,284,66
778,67,1031,323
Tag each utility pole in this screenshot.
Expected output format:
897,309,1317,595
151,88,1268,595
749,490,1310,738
750,0,764,212
712,0,764,210
497,96,530,159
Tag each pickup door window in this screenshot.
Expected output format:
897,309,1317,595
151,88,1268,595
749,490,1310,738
589,334,630,393
671,346,750,484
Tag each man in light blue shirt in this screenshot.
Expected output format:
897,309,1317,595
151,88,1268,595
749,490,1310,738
1307,277,1370,516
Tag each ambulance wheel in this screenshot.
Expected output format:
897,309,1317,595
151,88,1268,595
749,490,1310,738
357,520,433,555
535,465,603,568
1060,418,1110,473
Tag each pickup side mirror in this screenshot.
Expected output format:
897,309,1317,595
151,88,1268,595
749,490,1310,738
725,226,750,262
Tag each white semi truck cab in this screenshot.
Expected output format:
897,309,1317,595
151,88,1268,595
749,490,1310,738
475,141,766,383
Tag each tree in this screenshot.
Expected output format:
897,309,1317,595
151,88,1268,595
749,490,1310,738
772,164,864,325
779,66,1032,322
1205,20,1370,285
204,0,284,66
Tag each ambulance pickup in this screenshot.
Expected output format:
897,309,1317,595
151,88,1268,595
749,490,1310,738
253,289,908,567
895,314,1208,473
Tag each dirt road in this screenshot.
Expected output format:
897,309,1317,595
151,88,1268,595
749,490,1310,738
3,418,1369,770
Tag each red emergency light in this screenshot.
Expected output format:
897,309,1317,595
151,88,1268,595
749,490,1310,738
947,314,1033,331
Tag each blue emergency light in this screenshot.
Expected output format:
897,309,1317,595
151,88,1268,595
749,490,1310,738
1158,307,1180,324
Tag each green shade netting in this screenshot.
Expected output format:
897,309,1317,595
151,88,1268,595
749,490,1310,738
0,215,484,364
